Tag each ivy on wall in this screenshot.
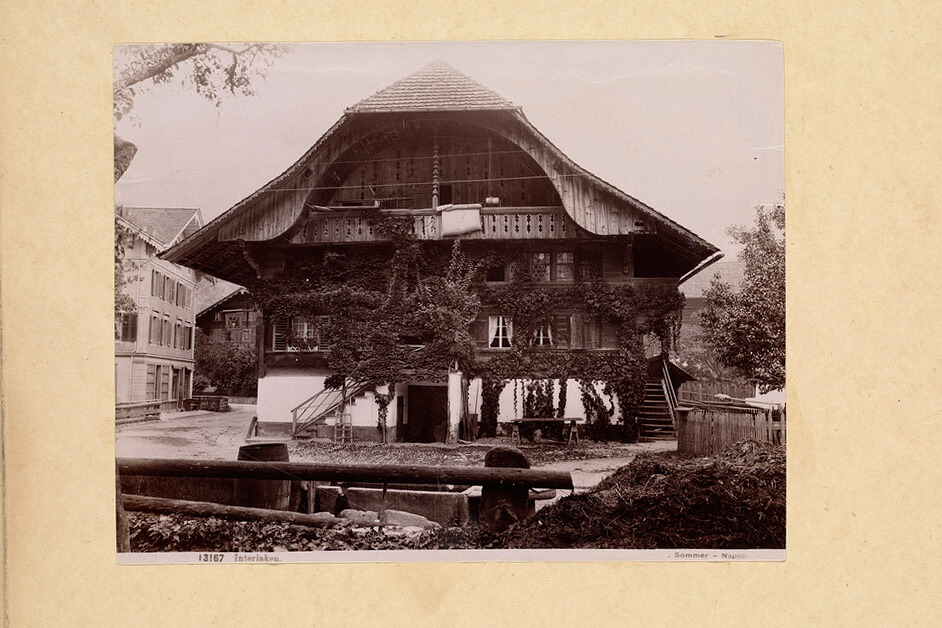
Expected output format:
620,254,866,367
247,212,685,443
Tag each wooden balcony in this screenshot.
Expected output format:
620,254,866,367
296,206,576,244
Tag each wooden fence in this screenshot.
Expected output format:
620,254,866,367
676,403,785,456
678,380,754,404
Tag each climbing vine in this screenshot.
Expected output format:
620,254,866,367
247,215,685,443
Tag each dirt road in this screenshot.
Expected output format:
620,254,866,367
115,405,257,460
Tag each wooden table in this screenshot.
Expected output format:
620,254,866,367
511,417,582,446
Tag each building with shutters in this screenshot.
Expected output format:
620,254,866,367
162,63,720,442
115,206,202,411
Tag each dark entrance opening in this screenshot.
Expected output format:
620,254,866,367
404,385,448,443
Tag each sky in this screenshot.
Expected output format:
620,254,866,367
114,41,783,256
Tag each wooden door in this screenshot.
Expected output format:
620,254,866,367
405,385,448,443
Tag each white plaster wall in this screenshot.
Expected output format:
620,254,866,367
257,371,326,422
257,369,381,427
465,378,622,425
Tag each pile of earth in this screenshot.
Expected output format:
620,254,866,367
499,440,785,549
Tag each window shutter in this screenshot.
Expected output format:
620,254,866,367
553,313,570,348
472,315,488,345
272,317,288,351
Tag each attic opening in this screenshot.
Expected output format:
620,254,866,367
305,119,561,210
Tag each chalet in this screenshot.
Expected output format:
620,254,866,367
163,63,720,442
195,277,258,347
115,206,202,412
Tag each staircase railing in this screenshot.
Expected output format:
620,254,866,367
291,379,368,436
660,359,679,429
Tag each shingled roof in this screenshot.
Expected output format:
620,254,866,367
119,206,201,249
195,276,245,317
347,62,516,113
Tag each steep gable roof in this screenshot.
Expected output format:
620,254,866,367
195,276,246,317
347,62,516,113
163,64,719,283
120,207,201,249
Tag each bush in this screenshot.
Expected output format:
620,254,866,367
194,330,258,396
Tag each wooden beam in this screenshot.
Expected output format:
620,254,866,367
117,458,574,490
122,494,344,527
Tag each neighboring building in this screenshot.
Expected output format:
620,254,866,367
115,206,202,411
194,277,258,346
163,63,719,441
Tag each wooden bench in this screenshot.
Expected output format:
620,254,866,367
511,417,582,446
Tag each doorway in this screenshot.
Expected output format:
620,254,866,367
404,385,448,443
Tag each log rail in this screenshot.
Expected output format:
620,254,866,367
117,457,574,490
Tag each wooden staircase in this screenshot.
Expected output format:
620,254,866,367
291,379,369,439
639,379,676,439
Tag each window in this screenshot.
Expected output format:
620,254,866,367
115,313,137,341
488,315,513,348
174,320,183,348
151,270,159,296
485,263,506,282
162,316,171,346
273,316,329,351
533,324,553,346
168,281,176,305
150,312,161,344
225,312,243,329
146,364,157,399
532,252,551,281
160,367,170,400
184,324,193,350
555,252,574,281
531,250,575,282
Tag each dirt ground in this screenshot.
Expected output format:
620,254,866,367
115,405,675,490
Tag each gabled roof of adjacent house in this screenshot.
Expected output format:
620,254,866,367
347,62,516,113
195,276,247,317
119,206,202,250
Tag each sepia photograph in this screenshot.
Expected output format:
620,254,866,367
113,40,785,561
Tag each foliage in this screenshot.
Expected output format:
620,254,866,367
249,223,686,442
478,377,505,438
516,380,563,441
251,235,480,442
700,204,785,392
114,216,138,318
113,43,283,182
194,330,258,396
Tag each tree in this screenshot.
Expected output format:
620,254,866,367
113,43,282,314
193,330,258,397
699,203,785,392
113,43,283,181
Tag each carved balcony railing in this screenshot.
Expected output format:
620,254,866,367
296,206,573,244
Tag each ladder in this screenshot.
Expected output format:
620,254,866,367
333,409,354,444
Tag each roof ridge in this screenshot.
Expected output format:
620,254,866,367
347,61,515,113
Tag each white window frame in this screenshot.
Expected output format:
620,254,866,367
488,315,513,349
533,324,553,346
